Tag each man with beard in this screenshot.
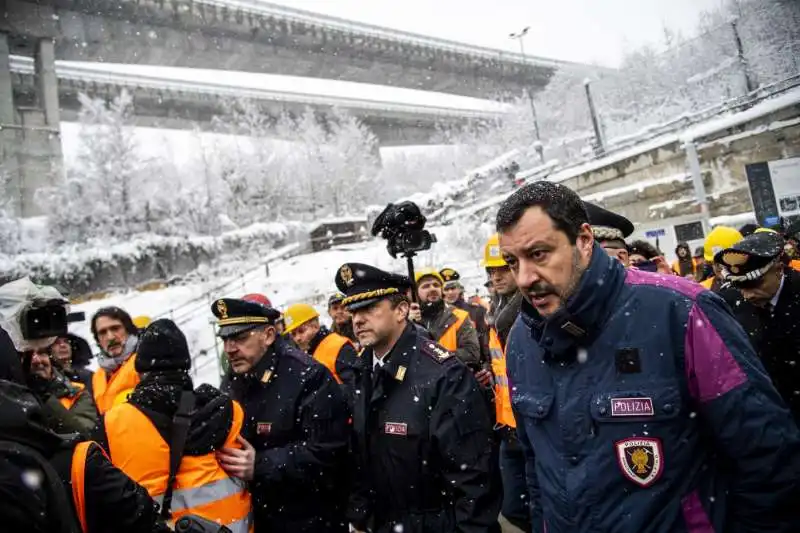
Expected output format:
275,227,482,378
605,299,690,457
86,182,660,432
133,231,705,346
498,181,800,533
90,307,141,414
24,342,96,437
337,263,501,533
413,269,480,368
214,297,350,533
96,319,253,533
717,229,800,421
328,293,358,344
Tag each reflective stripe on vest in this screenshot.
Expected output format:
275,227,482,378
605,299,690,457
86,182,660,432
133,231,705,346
71,441,110,533
92,353,140,415
438,308,470,352
313,332,352,384
489,328,516,428
59,381,86,410
104,400,252,532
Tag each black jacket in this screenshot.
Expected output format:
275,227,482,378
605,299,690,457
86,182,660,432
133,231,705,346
725,268,800,421
349,323,501,533
222,337,351,533
0,379,166,533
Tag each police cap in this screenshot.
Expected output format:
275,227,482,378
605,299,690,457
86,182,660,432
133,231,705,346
211,297,281,339
439,268,462,289
328,292,346,307
719,230,785,283
583,202,635,245
335,263,410,311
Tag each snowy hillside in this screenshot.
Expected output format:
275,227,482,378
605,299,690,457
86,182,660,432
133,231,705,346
68,224,491,386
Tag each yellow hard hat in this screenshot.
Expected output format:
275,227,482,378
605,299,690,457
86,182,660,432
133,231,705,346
704,226,743,262
482,234,508,268
283,303,320,334
414,268,444,285
132,316,152,330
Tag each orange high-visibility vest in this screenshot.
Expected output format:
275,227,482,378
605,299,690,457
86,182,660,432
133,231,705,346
791,259,800,272
58,382,86,410
71,441,109,533
92,353,140,415
104,400,252,533
438,308,470,352
313,332,352,384
489,328,516,428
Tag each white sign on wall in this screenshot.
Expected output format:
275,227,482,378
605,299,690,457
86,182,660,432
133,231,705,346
769,157,800,218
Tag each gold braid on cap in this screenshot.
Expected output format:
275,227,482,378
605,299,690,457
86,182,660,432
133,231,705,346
341,287,400,306
592,226,625,241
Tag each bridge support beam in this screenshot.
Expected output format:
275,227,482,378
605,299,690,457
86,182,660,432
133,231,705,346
0,32,23,215
13,38,63,217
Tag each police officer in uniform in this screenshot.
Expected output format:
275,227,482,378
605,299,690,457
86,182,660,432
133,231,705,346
336,263,501,533
718,229,800,421
212,297,351,533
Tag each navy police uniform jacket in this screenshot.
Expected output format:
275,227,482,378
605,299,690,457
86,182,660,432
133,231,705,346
506,244,800,533
348,323,501,533
222,337,351,533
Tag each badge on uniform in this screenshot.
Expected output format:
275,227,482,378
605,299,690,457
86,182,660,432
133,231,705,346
610,397,654,417
615,437,663,487
257,422,272,435
385,422,408,436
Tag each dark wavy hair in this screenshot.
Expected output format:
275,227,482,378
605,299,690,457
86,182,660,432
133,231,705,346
90,307,138,344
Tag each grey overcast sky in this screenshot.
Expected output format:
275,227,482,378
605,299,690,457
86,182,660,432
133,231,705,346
263,0,726,66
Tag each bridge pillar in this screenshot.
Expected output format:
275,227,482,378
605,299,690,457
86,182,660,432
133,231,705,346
15,38,63,217
0,32,23,215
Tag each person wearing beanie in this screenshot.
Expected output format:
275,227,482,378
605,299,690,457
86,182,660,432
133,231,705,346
90,306,141,414
95,319,254,533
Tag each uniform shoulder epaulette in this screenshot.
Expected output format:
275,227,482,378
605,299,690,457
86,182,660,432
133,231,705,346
420,340,455,364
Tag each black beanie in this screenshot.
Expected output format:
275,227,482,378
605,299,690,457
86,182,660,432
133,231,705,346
135,319,191,373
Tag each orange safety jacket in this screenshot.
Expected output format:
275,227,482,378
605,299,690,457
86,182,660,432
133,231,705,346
438,308,470,352
59,381,86,410
791,259,800,272
92,353,140,415
104,400,252,533
313,332,353,384
489,328,516,428
70,441,108,533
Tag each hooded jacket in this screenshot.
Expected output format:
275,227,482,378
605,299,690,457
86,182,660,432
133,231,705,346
507,243,800,533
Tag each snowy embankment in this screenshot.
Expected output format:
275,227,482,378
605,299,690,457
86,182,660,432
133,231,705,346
68,225,490,387
2,221,307,295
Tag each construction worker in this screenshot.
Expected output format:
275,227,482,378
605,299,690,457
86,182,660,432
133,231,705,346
97,319,252,532
700,226,744,291
90,307,141,415
412,268,480,368
132,315,151,332
481,233,529,533
283,302,360,399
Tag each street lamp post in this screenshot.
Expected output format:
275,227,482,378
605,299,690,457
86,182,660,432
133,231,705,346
509,26,544,163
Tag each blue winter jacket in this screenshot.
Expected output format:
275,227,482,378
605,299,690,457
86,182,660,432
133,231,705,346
506,243,800,533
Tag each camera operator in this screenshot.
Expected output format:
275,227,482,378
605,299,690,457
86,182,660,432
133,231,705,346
0,277,170,533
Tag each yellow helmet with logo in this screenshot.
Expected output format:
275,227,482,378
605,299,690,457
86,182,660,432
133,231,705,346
704,226,743,262
414,268,444,285
283,303,320,334
132,315,152,330
482,234,507,268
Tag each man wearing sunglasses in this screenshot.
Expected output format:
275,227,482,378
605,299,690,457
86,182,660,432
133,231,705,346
718,229,800,422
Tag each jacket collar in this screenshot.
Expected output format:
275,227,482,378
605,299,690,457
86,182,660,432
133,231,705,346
520,242,625,358
308,326,331,355
371,323,416,391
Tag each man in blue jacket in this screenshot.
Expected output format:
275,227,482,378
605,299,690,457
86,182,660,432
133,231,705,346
496,181,800,533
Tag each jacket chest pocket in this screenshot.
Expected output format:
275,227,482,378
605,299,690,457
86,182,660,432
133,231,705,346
512,391,555,425
590,387,682,425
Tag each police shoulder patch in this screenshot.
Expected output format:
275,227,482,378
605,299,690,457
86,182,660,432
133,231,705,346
615,437,663,488
420,341,454,364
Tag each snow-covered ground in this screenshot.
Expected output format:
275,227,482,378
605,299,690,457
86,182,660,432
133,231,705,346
68,225,490,386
